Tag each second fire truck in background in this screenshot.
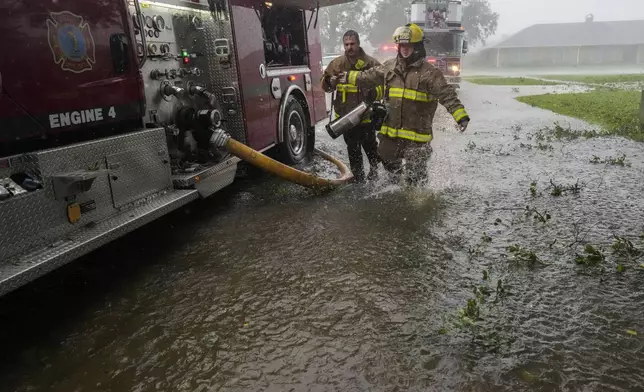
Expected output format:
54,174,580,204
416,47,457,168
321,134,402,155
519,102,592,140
374,0,468,88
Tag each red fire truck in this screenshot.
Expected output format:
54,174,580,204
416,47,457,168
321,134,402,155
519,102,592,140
372,1,468,88
373,42,398,63
0,0,352,297
411,0,468,88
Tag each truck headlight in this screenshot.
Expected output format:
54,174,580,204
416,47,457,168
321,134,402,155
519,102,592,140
451,65,460,73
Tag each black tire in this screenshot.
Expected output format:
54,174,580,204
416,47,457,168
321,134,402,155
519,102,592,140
277,96,311,165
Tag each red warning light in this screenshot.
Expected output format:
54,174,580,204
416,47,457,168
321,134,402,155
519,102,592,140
427,57,437,63
287,75,296,81
183,57,190,64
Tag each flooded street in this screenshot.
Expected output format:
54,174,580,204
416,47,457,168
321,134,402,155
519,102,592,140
2,82,644,391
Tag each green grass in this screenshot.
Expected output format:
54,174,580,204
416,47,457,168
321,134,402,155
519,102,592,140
464,76,559,86
516,90,644,141
534,74,644,84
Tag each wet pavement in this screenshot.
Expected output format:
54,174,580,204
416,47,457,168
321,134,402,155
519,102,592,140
2,82,644,391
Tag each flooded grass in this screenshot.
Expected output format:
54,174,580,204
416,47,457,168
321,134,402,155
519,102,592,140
533,74,644,84
464,76,560,86
516,90,644,141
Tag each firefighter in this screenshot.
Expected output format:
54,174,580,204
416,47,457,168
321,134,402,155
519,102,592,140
338,23,470,186
321,30,383,183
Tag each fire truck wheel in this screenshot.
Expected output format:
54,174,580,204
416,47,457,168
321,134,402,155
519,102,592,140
279,96,309,165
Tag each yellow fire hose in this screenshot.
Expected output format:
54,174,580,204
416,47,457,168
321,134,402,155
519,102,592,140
223,137,354,191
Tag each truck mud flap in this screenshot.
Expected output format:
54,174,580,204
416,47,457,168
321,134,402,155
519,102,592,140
0,189,198,297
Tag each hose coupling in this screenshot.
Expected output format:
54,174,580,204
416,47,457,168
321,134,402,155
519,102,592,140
197,109,222,128
189,85,219,108
209,127,231,149
162,83,184,97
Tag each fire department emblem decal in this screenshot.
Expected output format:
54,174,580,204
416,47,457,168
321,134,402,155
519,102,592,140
46,11,96,73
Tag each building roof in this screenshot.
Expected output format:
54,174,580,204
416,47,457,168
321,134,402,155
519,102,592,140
494,20,644,48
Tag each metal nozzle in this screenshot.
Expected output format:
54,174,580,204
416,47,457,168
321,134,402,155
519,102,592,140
209,127,231,149
325,101,369,139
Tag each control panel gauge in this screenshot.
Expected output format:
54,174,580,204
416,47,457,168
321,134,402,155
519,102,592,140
153,15,165,31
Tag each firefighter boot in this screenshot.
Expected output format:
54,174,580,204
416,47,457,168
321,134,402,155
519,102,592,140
363,127,380,182
344,133,366,183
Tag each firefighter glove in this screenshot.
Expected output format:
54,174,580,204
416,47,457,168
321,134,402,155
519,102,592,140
458,116,470,132
336,72,348,85
329,75,340,89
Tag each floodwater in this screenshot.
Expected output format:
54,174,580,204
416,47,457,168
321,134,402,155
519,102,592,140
2,82,644,391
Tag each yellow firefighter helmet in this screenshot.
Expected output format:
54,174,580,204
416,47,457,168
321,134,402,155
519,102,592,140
392,23,424,44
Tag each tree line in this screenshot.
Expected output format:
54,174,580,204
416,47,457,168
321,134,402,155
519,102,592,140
319,0,499,54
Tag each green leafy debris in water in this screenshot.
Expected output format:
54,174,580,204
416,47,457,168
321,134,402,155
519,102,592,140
548,178,584,197
507,244,542,266
627,329,638,336
525,206,551,224
468,245,484,258
590,153,631,167
529,182,537,197
496,279,505,296
476,284,494,299
439,271,510,352
611,236,641,259
551,122,599,140
575,244,606,266
464,298,480,319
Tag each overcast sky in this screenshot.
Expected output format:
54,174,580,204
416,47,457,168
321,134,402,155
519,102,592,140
489,0,644,40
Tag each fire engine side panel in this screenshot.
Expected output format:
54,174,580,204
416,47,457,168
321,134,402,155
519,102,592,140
305,9,328,123
0,128,173,263
0,0,144,142
130,0,246,143
229,0,276,150
202,2,247,144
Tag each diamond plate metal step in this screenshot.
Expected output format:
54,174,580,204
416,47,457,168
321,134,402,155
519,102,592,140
172,156,241,188
0,189,199,297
